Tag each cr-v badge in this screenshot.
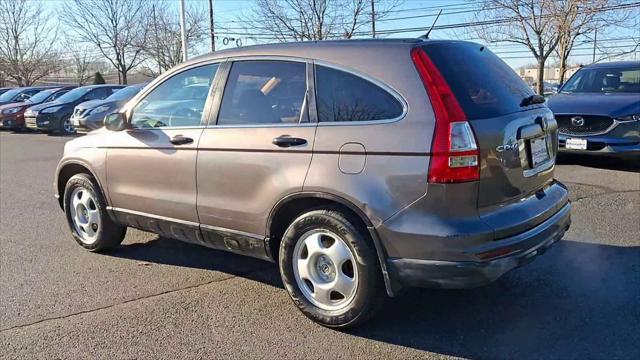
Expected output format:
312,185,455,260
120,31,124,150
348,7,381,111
496,142,519,152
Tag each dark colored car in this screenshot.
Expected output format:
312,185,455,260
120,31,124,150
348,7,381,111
548,61,640,159
72,84,147,132
54,39,570,328
0,87,76,130
0,86,56,106
25,84,125,134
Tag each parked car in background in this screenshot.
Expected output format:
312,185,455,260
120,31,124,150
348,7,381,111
25,84,125,135
72,83,146,132
0,86,75,130
548,61,639,159
0,86,56,106
54,39,570,328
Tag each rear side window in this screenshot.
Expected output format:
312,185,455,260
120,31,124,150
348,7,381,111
315,65,403,122
217,61,308,126
421,42,534,119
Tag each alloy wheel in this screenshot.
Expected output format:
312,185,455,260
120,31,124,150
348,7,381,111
69,187,101,244
293,230,358,311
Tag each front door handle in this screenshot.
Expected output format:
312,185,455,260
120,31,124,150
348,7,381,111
170,135,193,145
272,135,307,148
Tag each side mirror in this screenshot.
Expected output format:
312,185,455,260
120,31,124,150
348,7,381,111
104,112,129,131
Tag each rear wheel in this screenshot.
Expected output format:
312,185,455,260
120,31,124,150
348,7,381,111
63,173,126,251
279,209,385,328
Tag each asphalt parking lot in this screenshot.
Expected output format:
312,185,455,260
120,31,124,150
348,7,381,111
1,131,638,359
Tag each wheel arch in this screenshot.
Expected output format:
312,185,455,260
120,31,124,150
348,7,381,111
55,161,105,209
266,192,398,297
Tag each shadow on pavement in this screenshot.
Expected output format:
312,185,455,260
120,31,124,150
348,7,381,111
108,237,639,359
107,236,273,279
557,153,640,172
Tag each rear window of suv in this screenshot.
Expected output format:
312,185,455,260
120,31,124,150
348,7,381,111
421,42,535,120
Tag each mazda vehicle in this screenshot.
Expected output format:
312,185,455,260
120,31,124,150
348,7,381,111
0,86,56,106
72,83,146,132
54,39,571,328
0,86,75,130
25,84,125,134
548,61,639,159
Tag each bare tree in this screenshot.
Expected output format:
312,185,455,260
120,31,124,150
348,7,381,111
140,2,206,76
553,0,631,85
61,0,150,84
66,45,95,85
475,0,562,95
0,0,60,86
230,0,398,42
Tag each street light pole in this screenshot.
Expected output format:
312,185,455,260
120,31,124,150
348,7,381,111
179,0,188,62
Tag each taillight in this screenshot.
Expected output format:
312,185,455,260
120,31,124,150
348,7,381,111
411,47,479,183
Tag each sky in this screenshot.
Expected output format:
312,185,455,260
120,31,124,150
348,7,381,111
43,0,640,70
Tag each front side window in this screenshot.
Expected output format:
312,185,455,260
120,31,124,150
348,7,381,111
131,64,218,128
315,65,404,122
217,61,308,126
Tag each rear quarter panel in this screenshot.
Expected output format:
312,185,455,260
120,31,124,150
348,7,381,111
303,45,434,226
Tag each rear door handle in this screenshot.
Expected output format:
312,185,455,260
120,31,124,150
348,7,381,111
170,135,193,145
272,135,307,148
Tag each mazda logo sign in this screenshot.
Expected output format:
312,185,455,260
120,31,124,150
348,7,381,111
571,116,585,126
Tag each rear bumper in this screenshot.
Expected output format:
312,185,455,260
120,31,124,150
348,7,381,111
387,202,571,288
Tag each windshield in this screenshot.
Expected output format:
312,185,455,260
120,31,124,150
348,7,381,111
0,88,21,102
27,89,57,104
561,66,640,93
56,87,92,103
106,85,142,101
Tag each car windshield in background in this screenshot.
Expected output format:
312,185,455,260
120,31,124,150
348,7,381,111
561,67,640,93
56,87,92,103
0,88,22,101
27,89,57,104
106,85,142,101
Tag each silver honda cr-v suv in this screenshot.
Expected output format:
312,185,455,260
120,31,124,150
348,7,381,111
54,39,571,328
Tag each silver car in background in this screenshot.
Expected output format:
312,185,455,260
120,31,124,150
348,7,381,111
72,84,146,131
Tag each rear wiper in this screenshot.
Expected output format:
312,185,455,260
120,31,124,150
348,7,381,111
520,94,546,107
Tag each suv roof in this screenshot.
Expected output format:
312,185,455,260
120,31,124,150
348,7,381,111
188,38,466,64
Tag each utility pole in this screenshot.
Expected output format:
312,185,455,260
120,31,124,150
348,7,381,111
371,0,376,38
179,0,188,62
152,4,162,74
209,0,215,52
592,25,597,63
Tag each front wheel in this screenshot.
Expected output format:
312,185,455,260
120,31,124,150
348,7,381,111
58,116,76,135
63,173,126,251
279,209,385,328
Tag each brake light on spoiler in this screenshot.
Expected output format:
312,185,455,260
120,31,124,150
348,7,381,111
411,47,480,183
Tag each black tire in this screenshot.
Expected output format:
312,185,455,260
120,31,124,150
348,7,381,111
58,115,76,135
63,173,126,251
279,209,385,328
